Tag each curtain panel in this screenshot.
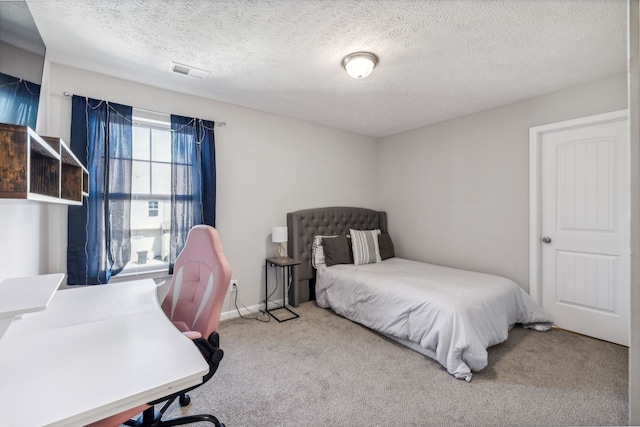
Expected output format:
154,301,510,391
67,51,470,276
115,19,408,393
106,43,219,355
169,115,216,270
0,72,41,129
67,96,133,285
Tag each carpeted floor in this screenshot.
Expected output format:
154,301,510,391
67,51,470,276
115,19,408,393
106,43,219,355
162,302,628,426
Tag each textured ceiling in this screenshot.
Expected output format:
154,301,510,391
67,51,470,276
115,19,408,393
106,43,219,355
24,0,627,138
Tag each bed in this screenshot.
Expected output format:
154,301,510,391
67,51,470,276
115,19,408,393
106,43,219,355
286,206,553,381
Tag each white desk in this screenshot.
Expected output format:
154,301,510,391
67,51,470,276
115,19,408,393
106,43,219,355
0,273,64,340
0,279,209,426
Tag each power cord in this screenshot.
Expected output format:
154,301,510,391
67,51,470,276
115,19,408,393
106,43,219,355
232,282,271,323
265,266,279,304
231,264,288,323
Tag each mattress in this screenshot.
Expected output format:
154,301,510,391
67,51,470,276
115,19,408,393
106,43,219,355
315,257,553,381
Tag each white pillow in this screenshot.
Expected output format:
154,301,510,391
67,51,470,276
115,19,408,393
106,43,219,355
349,229,381,265
311,235,338,268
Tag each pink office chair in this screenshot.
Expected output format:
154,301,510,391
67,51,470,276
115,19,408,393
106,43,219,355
89,225,231,427
162,224,231,343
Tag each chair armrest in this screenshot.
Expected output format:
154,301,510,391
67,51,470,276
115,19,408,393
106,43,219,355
193,333,224,383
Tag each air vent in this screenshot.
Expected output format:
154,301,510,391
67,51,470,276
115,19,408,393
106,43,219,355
172,64,190,75
170,62,210,80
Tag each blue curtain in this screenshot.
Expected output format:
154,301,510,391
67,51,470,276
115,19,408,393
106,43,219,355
170,115,216,268
67,96,133,285
0,72,41,129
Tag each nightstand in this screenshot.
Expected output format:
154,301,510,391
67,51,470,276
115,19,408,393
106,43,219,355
264,257,301,322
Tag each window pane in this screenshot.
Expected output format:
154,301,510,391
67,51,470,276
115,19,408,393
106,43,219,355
131,199,152,228
152,129,171,162
125,112,173,275
148,201,159,217
152,162,171,195
129,199,169,266
132,160,151,194
132,126,150,160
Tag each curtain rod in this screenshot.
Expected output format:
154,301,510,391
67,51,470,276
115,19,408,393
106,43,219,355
62,91,226,127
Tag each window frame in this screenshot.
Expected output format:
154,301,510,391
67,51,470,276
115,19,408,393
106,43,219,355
117,109,173,279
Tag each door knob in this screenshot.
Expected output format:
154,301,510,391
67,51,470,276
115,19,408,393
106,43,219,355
542,236,552,244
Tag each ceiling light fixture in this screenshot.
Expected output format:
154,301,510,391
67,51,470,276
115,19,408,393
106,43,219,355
342,52,378,79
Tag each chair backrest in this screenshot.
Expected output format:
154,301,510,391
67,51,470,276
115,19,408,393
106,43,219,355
161,225,231,339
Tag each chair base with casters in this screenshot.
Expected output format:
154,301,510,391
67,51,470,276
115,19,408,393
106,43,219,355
123,332,225,427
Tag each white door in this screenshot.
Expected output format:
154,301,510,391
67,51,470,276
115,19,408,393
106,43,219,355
539,114,629,346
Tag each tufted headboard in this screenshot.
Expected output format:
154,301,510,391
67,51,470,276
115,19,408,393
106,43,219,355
286,206,387,306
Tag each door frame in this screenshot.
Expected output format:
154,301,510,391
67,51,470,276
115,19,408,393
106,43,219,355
529,109,629,303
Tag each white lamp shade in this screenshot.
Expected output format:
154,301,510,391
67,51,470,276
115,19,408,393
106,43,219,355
272,226,288,243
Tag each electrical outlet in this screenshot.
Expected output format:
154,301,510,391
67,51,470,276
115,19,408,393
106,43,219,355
230,279,238,293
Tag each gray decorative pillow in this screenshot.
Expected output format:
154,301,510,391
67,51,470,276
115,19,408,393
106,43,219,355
349,229,381,265
378,232,395,260
322,235,353,266
311,235,337,268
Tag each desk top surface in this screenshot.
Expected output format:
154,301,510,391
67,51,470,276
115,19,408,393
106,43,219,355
0,279,209,426
0,273,64,317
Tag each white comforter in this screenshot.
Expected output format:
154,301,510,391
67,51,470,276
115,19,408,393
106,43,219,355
315,258,552,381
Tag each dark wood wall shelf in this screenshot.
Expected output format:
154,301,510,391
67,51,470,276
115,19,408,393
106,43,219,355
0,123,88,205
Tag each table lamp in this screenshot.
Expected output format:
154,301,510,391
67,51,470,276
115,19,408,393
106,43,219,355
272,226,288,258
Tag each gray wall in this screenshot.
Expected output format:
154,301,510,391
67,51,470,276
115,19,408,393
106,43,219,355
0,62,380,316
378,73,627,292
0,41,44,84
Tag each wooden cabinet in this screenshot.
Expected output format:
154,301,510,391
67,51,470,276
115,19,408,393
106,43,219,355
0,123,88,205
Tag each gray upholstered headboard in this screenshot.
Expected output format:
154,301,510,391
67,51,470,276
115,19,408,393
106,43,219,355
286,206,387,306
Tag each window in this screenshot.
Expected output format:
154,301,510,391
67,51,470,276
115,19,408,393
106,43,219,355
123,110,172,274
67,97,216,286
148,201,159,217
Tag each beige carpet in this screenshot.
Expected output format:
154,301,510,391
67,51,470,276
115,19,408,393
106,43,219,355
162,302,628,426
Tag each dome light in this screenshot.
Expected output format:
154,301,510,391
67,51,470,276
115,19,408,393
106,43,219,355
342,52,378,79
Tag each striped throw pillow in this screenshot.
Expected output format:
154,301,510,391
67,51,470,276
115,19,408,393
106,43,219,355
349,229,381,265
